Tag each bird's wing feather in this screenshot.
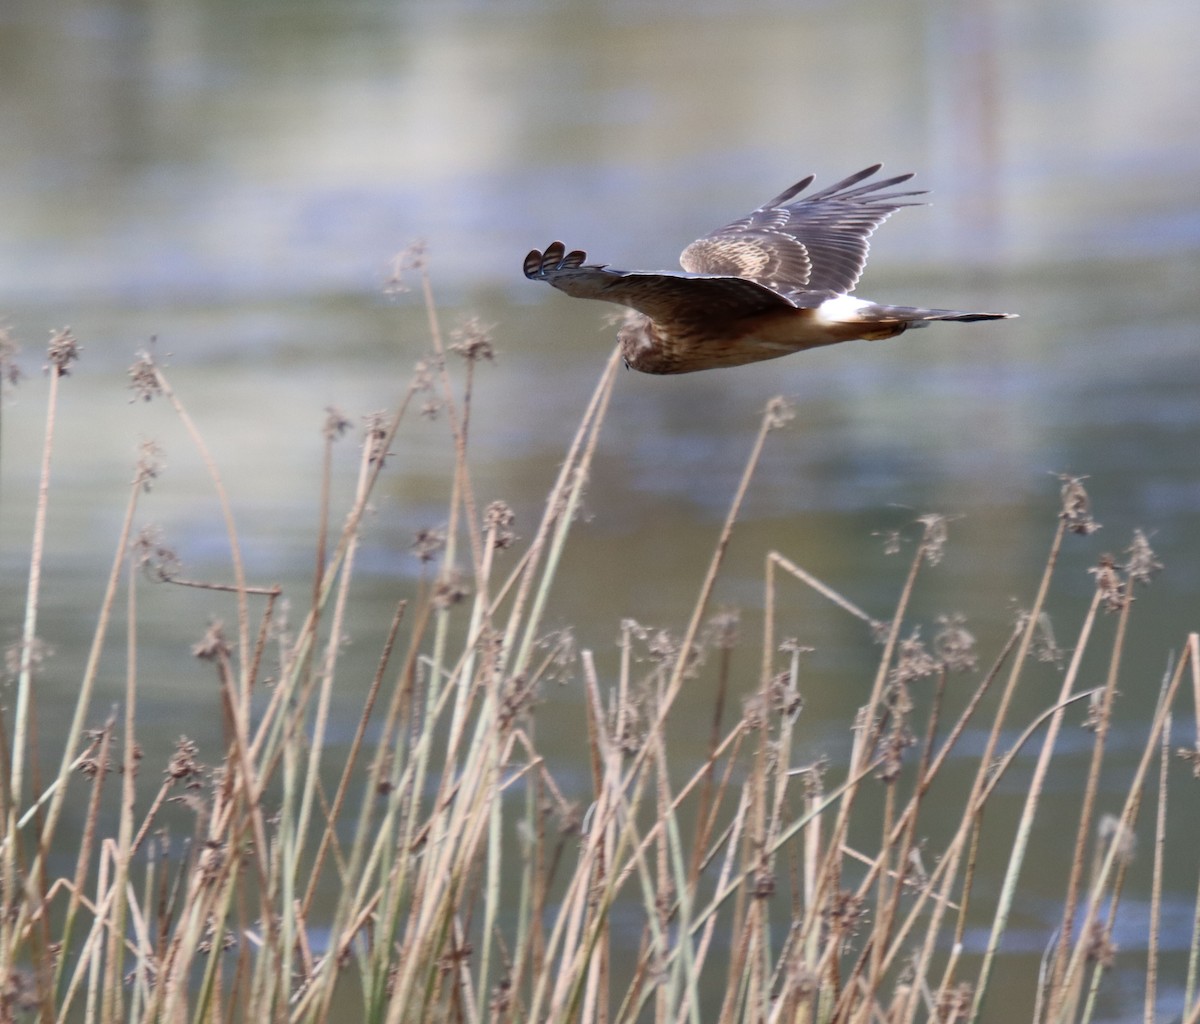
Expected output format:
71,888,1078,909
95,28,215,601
524,242,797,323
679,164,927,303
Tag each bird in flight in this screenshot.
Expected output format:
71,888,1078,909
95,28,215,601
524,164,1015,374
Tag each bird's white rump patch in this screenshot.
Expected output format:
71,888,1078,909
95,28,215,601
814,295,873,324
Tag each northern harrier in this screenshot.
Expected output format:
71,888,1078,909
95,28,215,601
524,164,1014,374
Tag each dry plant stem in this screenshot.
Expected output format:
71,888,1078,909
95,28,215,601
1081,666,1162,1024
579,651,608,1024
44,726,111,1018
1046,564,1135,1012
821,625,1021,990
657,401,781,730
322,602,434,939
103,553,143,1023
859,686,1099,1024
952,518,1064,1018
300,599,408,916
1188,635,1200,1016
533,672,629,1022
796,534,929,972
1145,710,1170,1024
512,351,620,681
21,459,147,955
856,671,948,1008
151,366,251,694
868,633,1026,1014
1055,640,1191,1024
690,643,734,888
244,417,392,829
863,529,930,757
312,418,336,611
10,362,62,813
274,377,423,750
973,582,1103,1015
767,551,879,632
922,624,1021,786
420,267,484,583
491,345,620,692
290,427,377,900
297,421,338,748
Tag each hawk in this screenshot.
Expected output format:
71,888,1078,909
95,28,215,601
523,164,1015,374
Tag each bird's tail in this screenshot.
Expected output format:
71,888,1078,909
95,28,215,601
862,303,1017,325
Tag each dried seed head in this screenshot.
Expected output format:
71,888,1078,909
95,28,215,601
46,327,81,376
192,621,231,662
1089,554,1126,612
822,889,866,939
765,395,795,430
449,316,496,362
362,411,390,465
768,671,804,716
78,756,110,778
484,500,516,549
1176,744,1200,778
323,406,351,441
1125,529,1163,586
741,691,767,731
433,570,469,609
705,609,740,650
889,629,940,686
135,439,166,491
410,359,436,394
411,527,446,564
646,629,678,663
1084,921,1116,968
128,348,161,401
534,627,577,684
916,513,950,566
133,526,182,582
934,614,977,672
166,737,203,781
877,673,917,782
384,241,427,296
0,323,21,389
1058,474,1101,535
498,673,538,730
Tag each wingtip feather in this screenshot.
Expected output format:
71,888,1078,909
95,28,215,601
524,241,592,280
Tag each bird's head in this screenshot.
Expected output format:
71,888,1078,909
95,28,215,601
616,310,655,365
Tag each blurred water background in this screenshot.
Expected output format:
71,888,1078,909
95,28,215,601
2,0,1198,1017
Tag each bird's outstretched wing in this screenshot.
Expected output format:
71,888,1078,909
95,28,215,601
678,164,926,304
523,241,798,325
